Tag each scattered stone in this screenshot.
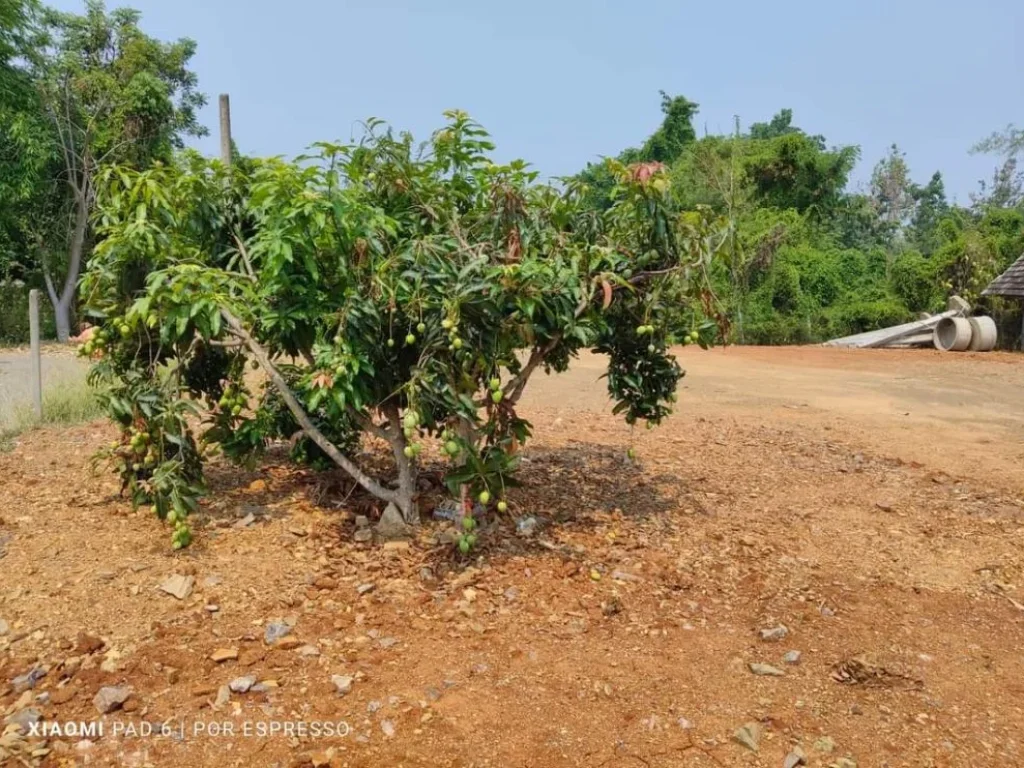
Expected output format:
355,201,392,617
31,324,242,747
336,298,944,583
378,637,398,649
158,574,194,600
51,686,76,705
759,625,789,642
214,685,230,708
783,746,807,768
203,575,223,588
298,644,320,657
229,676,257,694
749,663,785,677
205,604,220,613
503,587,519,603
192,684,217,697
96,570,116,581
733,722,762,753
264,621,292,644
4,707,41,733
239,648,266,667
93,686,131,714
332,675,353,695
234,513,256,528
274,637,302,651
813,736,836,754
353,528,373,543
820,605,836,617
210,647,239,663
367,700,382,713
381,719,396,738
677,717,694,730
356,583,376,596
611,570,642,582
833,759,857,768
0,618,8,635
875,501,894,512
355,515,370,528
11,666,47,692
516,516,538,537
312,576,337,590
74,632,104,655
375,503,411,541
783,650,802,665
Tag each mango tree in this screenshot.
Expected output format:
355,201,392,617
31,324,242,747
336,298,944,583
82,112,724,549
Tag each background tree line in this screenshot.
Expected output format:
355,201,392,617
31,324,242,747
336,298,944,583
1,0,203,342
1,1,1022,348
578,95,1024,346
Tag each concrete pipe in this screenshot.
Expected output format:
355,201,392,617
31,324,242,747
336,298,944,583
933,317,972,351
967,315,998,352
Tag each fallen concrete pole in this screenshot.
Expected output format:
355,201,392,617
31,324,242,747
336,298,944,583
824,296,970,349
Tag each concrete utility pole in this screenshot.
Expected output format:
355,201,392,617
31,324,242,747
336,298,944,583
219,94,232,167
28,289,42,419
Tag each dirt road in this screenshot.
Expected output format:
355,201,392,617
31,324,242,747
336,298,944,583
1,346,1023,767
525,346,1024,493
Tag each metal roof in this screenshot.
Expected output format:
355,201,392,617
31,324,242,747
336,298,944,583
982,252,1024,298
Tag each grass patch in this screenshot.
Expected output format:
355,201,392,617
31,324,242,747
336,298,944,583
0,380,105,451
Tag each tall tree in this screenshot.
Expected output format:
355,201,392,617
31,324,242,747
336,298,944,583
639,91,699,164
909,171,948,255
32,0,206,340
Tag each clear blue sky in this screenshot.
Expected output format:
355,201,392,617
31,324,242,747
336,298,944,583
53,0,1022,202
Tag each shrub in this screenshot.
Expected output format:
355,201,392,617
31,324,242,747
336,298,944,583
81,113,727,549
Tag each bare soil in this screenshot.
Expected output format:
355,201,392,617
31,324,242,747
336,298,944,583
2,346,1023,767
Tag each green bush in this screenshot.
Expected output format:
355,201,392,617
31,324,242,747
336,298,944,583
890,252,941,313
825,297,912,338
0,280,57,345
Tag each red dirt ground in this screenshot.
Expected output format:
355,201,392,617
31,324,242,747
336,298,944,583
2,346,1023,767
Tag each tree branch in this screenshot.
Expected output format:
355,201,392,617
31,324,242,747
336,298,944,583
222,309,401,506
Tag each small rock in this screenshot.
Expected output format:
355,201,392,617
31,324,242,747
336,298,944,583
381,719,396,738
214,685,230,707
355,515,370,528
367,700,382,713
298,644,320,657
229,676,257,693
158,574,194,600
356,583,376,596
93,686,131,714
516,516,538,537
4,707,41,733
782,650,802,665
51,686,76,704
275,637,302,651
310,752,331,768
378,637,399,650
248,478,267,492
239,648,266,667
820,605,836,617
383,540,410,552
833,759,857,768
783,746,807,768
313,576,337,590
353,528,373,543
11,665,47,692
234,513,256,528
192,684,217,696
733,722,762,752
264,621,292,644
205,604,219,613
503,587,519,602
749,663,785,677
875,501,894,512
210,647,239,663
813,736,836,754
759,625,789,642
0,618,9,635
375,503,411,541
203,575,223,588
611,570,641,582
332,675,353,695
677,717,694,730
75,632,105,655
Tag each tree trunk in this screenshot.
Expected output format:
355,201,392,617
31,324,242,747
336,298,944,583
46,190,89,342
54,298,72,343
382,401,418,524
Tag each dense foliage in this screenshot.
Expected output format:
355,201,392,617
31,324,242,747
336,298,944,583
579,99,1024,346
0,0,204,341
81,113,725,547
